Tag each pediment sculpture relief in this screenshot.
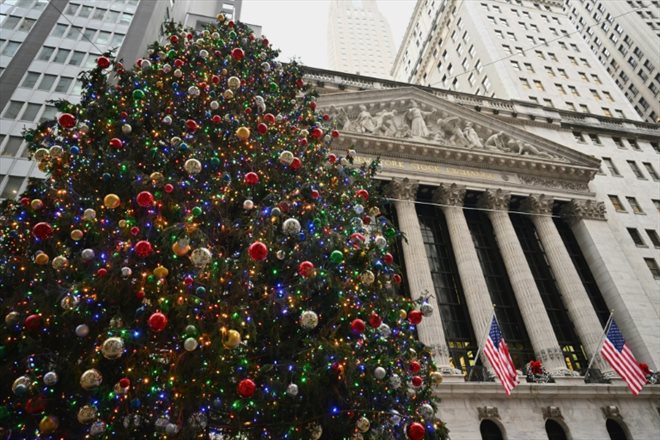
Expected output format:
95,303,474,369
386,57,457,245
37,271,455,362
327,100,564,161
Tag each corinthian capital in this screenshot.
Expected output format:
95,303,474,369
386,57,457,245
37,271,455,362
478,189,511,211
561,199,607,223
522,194,554,215
387,177,419,201
433,183,466,207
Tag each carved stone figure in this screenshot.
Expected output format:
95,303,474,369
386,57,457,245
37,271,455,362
505,139,557,159
463,122,484,149
329,106,350,131
405,101,435,138
375,109,399,137
354,104,377,133
436,116,469,147
485,131,508,152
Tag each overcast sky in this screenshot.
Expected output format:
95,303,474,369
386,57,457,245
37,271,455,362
241,0,417,69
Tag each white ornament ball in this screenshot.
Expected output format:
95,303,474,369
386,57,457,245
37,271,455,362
279,150,294,165
188,85,200,96
49,145,64,157
356,416,370,433
210,100,220,110
418,403,434,419
174,68,183,78
390,410,402,425
162,63,172,73
389,374,402,389
44,371,59,386
282,218,301,235
51,255,68,269
374,366,387,380
351,434,364,440
261,62,271,71
348,149,357,156
243,199,254,210
360,270,375,285
353,204,364,215
308,423,323,440
190,247,212,268
184,158,202,174
121,266,132,278
77,404,98,424
81,248,95,261
89,420,106,436
374,235,387,249
76,324,90,337
165,423,179,434
300,310,319,330
286,383,299,396
101,337,124,360
276,250,286,260
80,369,103,390
83,208,97,220
420,303,434,317
378,323,391,338
12,376,31,394
199,49,209,58
140,59,151,70
121,123,132,134
162,115,172,125
212,32,220,39
184,337,198,351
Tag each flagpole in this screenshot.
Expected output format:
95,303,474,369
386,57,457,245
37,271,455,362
584,311,614,382
467,309,496,383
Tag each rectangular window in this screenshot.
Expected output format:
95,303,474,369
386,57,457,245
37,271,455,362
558,68,568,78
20,103,41,121
18,18,35,32
646,230,660,247
52,23,67,37
535,50,545,60
20,72,40,88
581,58,591,67
37,74,57,91
603,158,621,176
590,89,601,100
96,31,111,44
602,107,612,117
591,74,602,84
520,78,530,89
92,8,107,21
53,48,70,63
608,194,626,211
1,176,24,199
1,41,20,57
511,60,520,70
37,46,54,61
543,98,553,107
626,197,644,214
3,101,23,119
39,105,57,123
612,137,625,149
533,80,545,91
566,102,576,111
54,76,73,93
627,161,646,179
68,51,85,66
568,85,579,96
507,32,517,41
1,15,21,30
65,25,82,40
524,63,534,73
79,5,93,18
603,91,614,102
545,66,555,76
628,228,646,246
643,163,659,180
111,33,125,46
573,131,585,142
579,104,589,113
589,134,601,145
2,136,23,156
568,56,578,65
628,139,640,150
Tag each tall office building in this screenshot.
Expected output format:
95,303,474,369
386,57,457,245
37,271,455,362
564,0,660,123
0,0,240,199
327,0,395,79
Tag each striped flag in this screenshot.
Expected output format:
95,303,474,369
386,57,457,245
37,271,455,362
601,319,646,395
483,316,519,395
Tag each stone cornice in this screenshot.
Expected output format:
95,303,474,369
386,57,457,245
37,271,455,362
561,199,608,223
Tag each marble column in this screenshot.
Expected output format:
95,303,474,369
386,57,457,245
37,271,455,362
433,184,495,370
522,194,609,372
479,189,567,373
387,178,458,374
562,200,659,369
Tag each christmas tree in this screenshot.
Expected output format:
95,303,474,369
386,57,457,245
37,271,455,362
0,16,447,439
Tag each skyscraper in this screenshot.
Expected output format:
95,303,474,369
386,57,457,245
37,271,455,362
564,0,660,123
0,0,241,199
327,0,395,79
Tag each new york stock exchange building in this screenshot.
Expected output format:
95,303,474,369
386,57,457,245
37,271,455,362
304,67,660,440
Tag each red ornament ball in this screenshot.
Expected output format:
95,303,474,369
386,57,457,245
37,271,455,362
58,113,76,128
32,222,53,240
351,318,366,334
231,48,245,61
109,138,123,149
296,79,304,88
174,58,184,68
130,226,140,236
96,268,108,278
136,191,154,208
256,122,268,134
310,127,323,139
411,375,423,387
248,241,268,261
211,74,220,84
298,261,315,278
383,253,394,265
148,312,168,332
368,313,382,328
134,240,153,258
410,360,421,373
331,129,340,138
264,113,276,123
97,56,111,69
244,172,259,185
407,422,426,440
356,189,369,201
186,119,199,131
408,310,423,325
164,183,174,193
392,274,402,285
309,101,317,111
238,378,256,397
310,189,320,199
26,396,47,414
119,377,131,388
211,115,222,124
290,157,302,170
169,35,179,44
25,314,42,332
298,137,308,147
328,153,337,164
262,38,269,47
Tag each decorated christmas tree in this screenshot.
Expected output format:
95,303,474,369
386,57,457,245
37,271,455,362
0,16,447,439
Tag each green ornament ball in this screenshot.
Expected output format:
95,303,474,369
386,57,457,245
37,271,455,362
385,227,397,238
330,250,344,263
133,89,146,100
192,206,203,217
185,325,198,336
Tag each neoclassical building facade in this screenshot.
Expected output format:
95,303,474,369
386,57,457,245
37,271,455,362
310,71,660,439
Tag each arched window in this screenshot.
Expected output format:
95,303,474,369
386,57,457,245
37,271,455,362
606,419,629,440
480,419,504,440
545,419,568,440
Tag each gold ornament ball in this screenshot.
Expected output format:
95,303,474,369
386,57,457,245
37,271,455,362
356,416,370,432
80,369,103,390
38,161,49,172
34,252,49,265
34,148,49,161
150,171,165,183
172,240,191,256
101,336,124,360
70,229,84,240
227,76,241,90
222,329,241,349
223,89,234,100
103,193,120,209
39,415,59,434
77,404,98,424
217,13,225,22
360,270,375,285
153,265,169,278
399,309,408,320
31,199,44,210
235,126,250,140
51,255,69,270
431,371,443,384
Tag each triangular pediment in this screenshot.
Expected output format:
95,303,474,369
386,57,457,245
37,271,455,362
318,87,600,194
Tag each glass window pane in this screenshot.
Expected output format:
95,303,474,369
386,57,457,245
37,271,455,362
65,25,81,40
37,74,56,91
3,101,23,119
65,3,79,15
18,18,35,31
107,10,119,23
2,136,23,156
68,51,85,66
119,13,132,25
39,105,57,123
79,6,92,18
111,33,124,46
96,31,111,44
20,72,40,88
37,46,54,61
53,48,70,63
92,8,106,20
51,23,67,37
54,76,73,93
82,28,96,41
1,16,20,30
2,176,24,199
2,41,20,56
21,103,41,121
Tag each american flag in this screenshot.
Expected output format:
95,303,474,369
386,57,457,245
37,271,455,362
601,319,646,395
483,316,519,395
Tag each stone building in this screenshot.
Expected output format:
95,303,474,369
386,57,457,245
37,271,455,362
305,66,660,439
